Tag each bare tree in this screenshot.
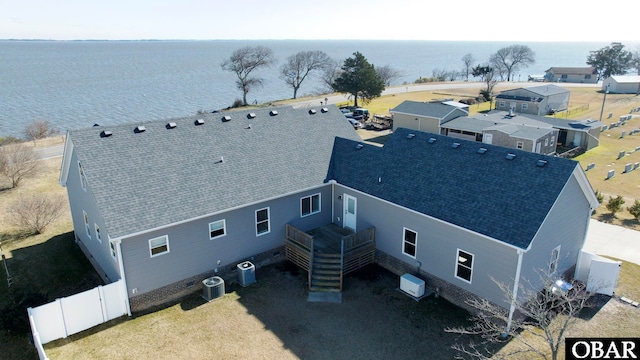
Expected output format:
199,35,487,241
376,64,403,86
319,58,342,93
280,51,332,99
221,46,275,106
23,120,59,145
0,143,40,188
462,53,476,81
491,45,536,81
10,194,65,234
446,272,594,360
432,68,449,81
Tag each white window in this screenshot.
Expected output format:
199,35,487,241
94,223,102,243
301,194,321,217
544,137,549,146
78,162,88,191
550,136,555,146
456,249,474,283
402,228,417,258
83,211,91,239
149,235,169,257
516,141,524,149
521,103,529,110
209,220,226,240
255,208,270,236
498,101,505,108
550,245,561,274
110,241,117,259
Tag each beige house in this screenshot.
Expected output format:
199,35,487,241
389,100,468,133
545,67,597,83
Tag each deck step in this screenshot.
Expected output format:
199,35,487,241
310,286,342,293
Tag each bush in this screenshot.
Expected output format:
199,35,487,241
628,199,640,220
10,194,65,234
231,99,244,108
605,195,625,216
23,120,59,143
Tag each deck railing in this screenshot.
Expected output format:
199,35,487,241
342,227,375,253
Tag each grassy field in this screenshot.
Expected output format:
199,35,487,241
1,84,640,359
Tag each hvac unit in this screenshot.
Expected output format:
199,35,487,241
400,273,425,298
202,276,225,302
237,261,256,287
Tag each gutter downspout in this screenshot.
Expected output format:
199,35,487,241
329,180,336,224
506,249,524,333
115,239,131,316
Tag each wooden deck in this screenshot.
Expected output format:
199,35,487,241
285,224,376,293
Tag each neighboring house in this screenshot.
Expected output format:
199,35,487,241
495,84,570,116
389,100,468,133
60,105,599,330
602,75,640,94
545,67,597,83
441,111,603,154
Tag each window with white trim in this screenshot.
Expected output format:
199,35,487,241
255,208,270,236
550,136,555,146
149,235,169,257
78,162,88,191
456,249,474,283
498,101,505,108
516,141,524,149
550,245,561,274
209,220,226,240
94,223,102,243
544,137,549,146
402,228,417,258
110,241,117,259
301,193,321,217
83,211,91,239
521,103,528,110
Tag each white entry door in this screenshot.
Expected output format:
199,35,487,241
343,194,357,232
483,133,493,144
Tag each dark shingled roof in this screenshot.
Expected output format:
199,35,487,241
70,105,360,239
326,128,580,249
390,100,462,118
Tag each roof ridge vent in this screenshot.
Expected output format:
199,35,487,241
194,119,205,126
477,147,487,154
427,137,437,144
100,130,112,138
269,110,278,116
134,126,146,133
247,112,256,119
355,143,364,150
309,109,317,115
536,159,548,167
321,107,329,113
451,142,460,149
166,122,177,129
221,115,231,122
505,153,516,160
406,133,415,139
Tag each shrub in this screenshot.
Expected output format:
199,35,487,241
23,120,59,143
231,99,244,108
9,194,65,234
628,199,640,220
605,195,625,216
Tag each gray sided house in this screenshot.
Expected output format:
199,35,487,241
545,67,597,83
328,128,598,327
60,105,598,327
496,84,570,116
389,100,468,133
441,111,603,154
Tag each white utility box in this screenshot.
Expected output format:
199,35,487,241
400,273,425,298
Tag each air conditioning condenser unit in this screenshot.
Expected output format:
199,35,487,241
202,276,225,302
400,273,425,298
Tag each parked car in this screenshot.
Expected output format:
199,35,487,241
348,118,363,129
353,108,370,120
344,112,364,121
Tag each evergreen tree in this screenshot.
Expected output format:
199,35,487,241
332,52,384,107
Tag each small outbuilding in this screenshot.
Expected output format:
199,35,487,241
602,75,640,94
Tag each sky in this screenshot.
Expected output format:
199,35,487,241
1,0,639,42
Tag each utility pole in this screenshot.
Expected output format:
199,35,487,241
599,84,610,122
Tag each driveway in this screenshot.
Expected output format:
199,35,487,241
583,219,640,265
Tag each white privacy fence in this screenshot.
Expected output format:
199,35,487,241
28,280,128,360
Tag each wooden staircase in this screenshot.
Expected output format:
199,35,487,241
309,252,342,292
